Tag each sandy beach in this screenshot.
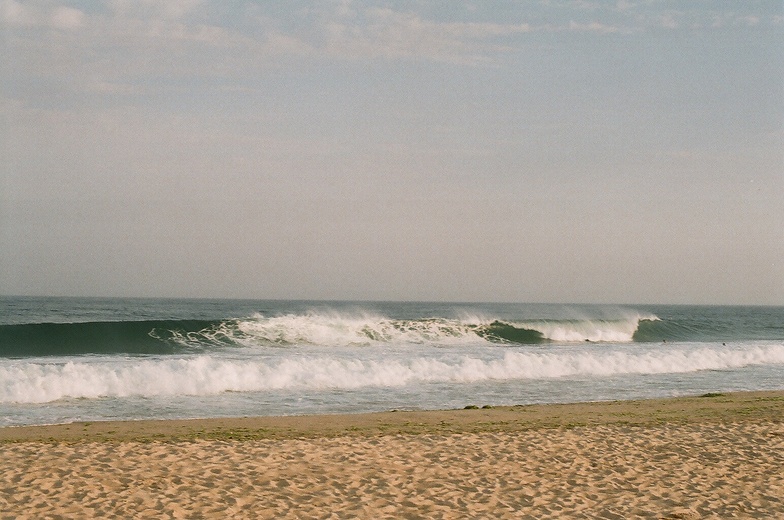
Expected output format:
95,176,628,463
1,391,783,519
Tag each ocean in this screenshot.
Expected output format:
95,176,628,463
1,297,783,427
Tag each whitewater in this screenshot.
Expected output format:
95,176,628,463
1,297,783,426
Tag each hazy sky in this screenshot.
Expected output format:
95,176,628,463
2,0,782,304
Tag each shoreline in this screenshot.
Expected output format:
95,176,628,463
2,390,782,443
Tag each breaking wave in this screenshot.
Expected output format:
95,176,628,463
0,312,670,356
2,343,783,404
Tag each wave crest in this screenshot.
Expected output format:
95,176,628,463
191,312,660,347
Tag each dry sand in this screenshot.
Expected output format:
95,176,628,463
1,391,782,519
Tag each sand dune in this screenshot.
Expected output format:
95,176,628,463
2,392,783,518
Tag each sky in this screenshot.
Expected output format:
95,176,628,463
1,0,782,304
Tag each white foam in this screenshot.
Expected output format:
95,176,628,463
2,343,783,404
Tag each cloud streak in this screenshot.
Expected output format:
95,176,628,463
4,0,780,81
316,8,533,64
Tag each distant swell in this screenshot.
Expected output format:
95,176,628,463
0,320,223,357
2,344,783,404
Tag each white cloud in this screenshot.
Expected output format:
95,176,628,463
570,0,600,10
50,6,85,29
109,0,203,20
658,12,679,30
567,20,619,33
89,81,142,95
2,0,29,25
2,0,85,30
319,7,533,64
264,30,313,56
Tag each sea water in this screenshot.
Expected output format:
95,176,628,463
1,297,783,426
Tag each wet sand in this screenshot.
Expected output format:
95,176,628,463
2,391,783,518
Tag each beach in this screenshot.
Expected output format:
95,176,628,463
1,391,782,518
